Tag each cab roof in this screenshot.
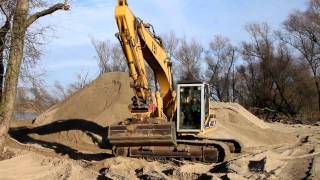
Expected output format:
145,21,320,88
177,81,207,85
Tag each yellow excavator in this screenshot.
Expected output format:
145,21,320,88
108,0,242,163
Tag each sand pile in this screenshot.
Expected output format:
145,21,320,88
9,72,133,154
208,102,297,148
35,72,133,127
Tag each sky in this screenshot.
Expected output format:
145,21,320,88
33,0,307,87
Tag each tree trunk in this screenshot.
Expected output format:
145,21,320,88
0,0,28,154
0,18,11,102
316,80,320,112
309,64,320,111
0,44,5,102
0,1,68,155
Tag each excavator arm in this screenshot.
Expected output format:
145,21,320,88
115,0,176,120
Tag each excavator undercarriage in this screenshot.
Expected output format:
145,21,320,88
108,120,242,163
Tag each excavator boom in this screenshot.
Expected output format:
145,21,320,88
114,0,176,120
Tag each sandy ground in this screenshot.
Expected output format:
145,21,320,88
1,72,319,180
2,123,319,180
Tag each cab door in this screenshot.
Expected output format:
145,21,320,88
177,83,205,132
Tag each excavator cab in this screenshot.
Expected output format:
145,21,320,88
108,82,211,148
177,82,210,133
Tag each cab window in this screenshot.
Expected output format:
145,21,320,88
179,86,202,130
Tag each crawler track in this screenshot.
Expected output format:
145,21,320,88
178,135,243,153
113,138,234,163
109,123,243,163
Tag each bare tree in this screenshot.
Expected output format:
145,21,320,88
175,38,203,81
53,81,68,100
239,23,314,118
53,72,91,101
91,38,127,75
0,1,15,101
15,82,58,114
0,0,69,155
279,0,320,111
162,31,180,81
205,35,237,101
240,23,276,109
92,39,111,74
67,72,90,95
110,44,127,72
1,1,52,102
162,31,180,59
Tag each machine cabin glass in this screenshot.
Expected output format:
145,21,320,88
204,84,210,122
178,85,203,131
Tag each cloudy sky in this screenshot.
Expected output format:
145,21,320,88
33,0,307,86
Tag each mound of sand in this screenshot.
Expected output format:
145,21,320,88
208,102,297,148
10,72,134,154
35,72,133,127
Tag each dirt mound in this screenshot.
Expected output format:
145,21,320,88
213,102,270,129
10,72,133,154
208,102,297,148
35,72,133,127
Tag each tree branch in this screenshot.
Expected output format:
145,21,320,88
25,3,70,28
0,4,6,17
0,15,11,43
0,4,9,20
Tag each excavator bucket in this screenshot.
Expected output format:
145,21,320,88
108,123,176,146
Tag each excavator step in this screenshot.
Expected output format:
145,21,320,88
108,123,176,146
